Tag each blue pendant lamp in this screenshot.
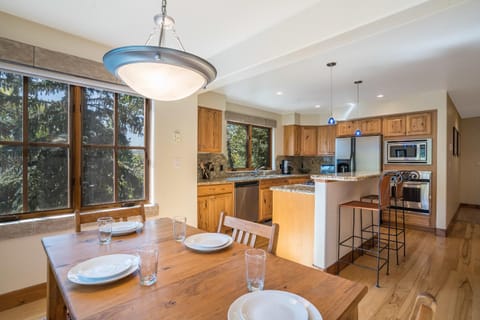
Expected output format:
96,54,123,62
103,0,216,101
326,62,336,125
354,80,362,136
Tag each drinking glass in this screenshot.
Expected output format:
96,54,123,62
173,216,187,242
136,244,159,286
245,248,266,292
97,217,114,244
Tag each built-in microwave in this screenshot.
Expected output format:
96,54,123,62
384,139,432,164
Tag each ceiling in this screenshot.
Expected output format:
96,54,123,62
1,0,479,119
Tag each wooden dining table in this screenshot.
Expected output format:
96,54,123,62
42,218,367,320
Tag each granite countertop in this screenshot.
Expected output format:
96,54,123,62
197,174,311,186
270,184,315,195
311,171,381,182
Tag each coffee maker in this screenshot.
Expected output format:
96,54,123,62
280,160,292,174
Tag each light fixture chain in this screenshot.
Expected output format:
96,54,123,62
162,0,167,16
330,66,333,116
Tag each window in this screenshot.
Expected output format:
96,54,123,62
0,70,149,220
81,88,147,206
226,121,271,170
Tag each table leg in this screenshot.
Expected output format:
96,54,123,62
46,261,66,320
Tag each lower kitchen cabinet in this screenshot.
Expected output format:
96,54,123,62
259,177,309,222
197,183,234,232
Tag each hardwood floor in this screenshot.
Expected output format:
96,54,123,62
2,207,478,319
340,207,479,320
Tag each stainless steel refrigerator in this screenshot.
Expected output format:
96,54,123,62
335,135,382,172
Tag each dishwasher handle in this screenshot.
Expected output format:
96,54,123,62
234,181,259,188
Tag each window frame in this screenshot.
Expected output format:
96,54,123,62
226,121,272,170
0,71,150,221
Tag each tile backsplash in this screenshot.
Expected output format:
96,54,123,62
197,153,334,180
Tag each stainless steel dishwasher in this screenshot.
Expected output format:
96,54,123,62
234,181,259,222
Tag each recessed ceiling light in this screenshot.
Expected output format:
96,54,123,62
376,94,384,98
315,104,321,108
276,91,283,96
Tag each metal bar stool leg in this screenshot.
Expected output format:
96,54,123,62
360,209,364,255
351,208,355,263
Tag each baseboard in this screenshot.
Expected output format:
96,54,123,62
0,283,46,312
325,238,376,275
460,203,480,209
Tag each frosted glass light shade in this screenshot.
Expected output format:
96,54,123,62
104,46,216,101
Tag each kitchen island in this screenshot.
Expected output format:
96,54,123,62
272,171,381,272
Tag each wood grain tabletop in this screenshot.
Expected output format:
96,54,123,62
42,218,367,320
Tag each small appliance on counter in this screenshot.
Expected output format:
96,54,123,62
280,160,293,174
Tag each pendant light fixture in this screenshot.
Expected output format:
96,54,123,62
103,0,217,101
354,80,362,136
326,62,336,125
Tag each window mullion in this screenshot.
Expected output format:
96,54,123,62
114,93,119,203
22,76,28,212
247,124,253,169
72,86,82,211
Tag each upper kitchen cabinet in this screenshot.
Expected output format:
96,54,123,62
317,125,335,155
360,118,382,135
336,121,355,137
383,115,406,137
283,125,301,156
406,112,432,136
300,126,318,156
198,106,222,153
383,112,432,137
337,119,382,137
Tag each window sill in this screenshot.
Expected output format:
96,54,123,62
0,203,159,240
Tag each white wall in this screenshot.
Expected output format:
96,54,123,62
151,97,198,226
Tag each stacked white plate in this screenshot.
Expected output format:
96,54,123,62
184,233,233,252
68,254,139,285
228,290,322,320
111,221,143,236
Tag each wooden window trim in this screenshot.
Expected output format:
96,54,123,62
0,71,150,221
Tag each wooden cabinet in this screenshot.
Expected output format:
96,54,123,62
383,112,432,137
383,115,406,137
300,126,317,156
283,125,301,156
406,112,431,135
198,106,222,153
360,118,382,135
259,178,289,222
336,121,355,137
317,125,335,155
258,177,309,221
337,119,382,137
197,183,233,232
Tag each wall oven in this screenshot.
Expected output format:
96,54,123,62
391,171,431,214
384,139,432,164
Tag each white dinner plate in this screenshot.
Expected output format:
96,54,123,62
184,233,233,252
228,290,322,320
112,221,143,236
68,254,139,285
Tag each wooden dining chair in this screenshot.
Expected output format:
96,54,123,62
75,203,146,232
217,211,278,253
408,292,437,320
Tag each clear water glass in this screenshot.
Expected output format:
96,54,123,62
97,217,113,244
136,244,159,286
245,248,266,292
173,216,187,242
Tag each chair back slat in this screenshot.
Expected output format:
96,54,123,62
216,212,278,253
75,204,145,232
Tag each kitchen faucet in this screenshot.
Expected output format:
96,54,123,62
253,165,266,175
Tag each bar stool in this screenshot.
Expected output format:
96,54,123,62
360,171,412,265
337,171,395,287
